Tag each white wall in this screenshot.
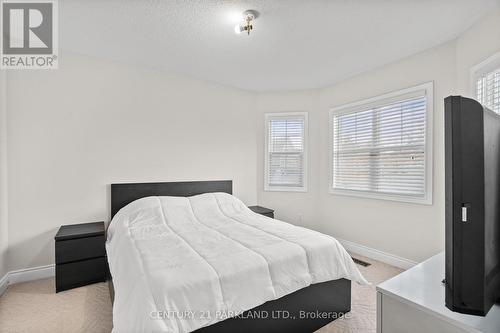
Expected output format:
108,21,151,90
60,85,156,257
5,52,258,271
257,90,320,229
315,43,456,262
257,43,456,263
4,8,500,273
456,8,500,96
257,7,500,263
0,71,7,278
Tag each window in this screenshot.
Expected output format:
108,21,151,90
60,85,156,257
265,112,308,192
472,52,500,114
330,82,433,204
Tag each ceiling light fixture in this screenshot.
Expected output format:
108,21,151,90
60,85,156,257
234,10,259,35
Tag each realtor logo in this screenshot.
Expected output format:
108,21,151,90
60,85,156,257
1,0,58,69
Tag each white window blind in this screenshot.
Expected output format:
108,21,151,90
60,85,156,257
330,83,432,204
265,112,308,191
476,67,500,114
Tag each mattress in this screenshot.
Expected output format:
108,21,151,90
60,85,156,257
106,192,367,333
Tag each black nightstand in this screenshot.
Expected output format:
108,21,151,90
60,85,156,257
54,222,107,292
248,206,274,219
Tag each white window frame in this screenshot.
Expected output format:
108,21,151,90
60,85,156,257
264,112,308,192
470,50,500,112
329,82,434,205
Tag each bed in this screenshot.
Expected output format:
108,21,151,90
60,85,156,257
106,180,367,333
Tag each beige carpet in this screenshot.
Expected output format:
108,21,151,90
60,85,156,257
0,254,402,333
317,254,403,333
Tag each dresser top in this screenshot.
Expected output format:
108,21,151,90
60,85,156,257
377,252,500,333
55,221,105,241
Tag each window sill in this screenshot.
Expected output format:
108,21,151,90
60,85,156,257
264,186,308,193
329,188,432,205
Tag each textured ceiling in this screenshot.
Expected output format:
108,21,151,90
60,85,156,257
61,0,500,91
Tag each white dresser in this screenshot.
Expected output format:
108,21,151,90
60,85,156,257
376,252,500,333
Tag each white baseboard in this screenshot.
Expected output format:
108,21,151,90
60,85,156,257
0,272,8,296
9,264,55,284
337,238,418,270
0,264,55,296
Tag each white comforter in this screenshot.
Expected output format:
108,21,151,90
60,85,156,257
106,192,367,333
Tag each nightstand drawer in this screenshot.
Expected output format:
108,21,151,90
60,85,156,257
55,235,105,264
56,257,106,292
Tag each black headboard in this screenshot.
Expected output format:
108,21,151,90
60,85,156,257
110,180,232,218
